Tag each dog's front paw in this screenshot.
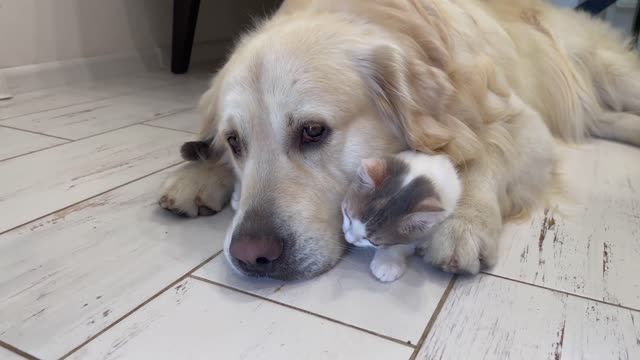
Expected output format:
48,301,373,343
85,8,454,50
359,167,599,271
426,216,498,275
370,256,406,282
159,161,234,217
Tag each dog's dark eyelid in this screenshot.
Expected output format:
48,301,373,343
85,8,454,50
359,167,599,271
297,121,329,149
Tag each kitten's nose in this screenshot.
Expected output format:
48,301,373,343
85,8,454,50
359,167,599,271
344,232,355,243
344,231,360,245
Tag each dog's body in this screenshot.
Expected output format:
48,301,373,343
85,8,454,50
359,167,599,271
159,0,640,280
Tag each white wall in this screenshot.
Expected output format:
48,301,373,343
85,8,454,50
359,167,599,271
604,1,639,38
551,0,581,7
0,0,634,74
0,0,280,69
550,0,639,38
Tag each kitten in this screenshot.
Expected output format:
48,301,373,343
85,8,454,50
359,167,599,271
341,151,462,282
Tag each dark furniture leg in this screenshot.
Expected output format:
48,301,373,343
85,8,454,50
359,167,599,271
171,0,201,74
632,0,640,47
576,0,617,15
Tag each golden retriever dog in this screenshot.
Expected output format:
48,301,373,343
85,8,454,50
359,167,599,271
159,0,640,280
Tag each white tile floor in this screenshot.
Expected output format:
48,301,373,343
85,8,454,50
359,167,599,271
0,69,638,360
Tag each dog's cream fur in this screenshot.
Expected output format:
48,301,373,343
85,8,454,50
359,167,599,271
160,0,640,279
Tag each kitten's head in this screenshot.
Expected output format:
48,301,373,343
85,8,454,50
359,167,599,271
341,156,447,248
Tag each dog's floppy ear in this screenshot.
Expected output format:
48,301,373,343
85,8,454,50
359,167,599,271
198,73,223,146
355,43,493,165
180,73,226,162
181,141,212,161
355,44,455,154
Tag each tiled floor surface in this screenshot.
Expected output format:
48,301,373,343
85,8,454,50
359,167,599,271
0,69,638,360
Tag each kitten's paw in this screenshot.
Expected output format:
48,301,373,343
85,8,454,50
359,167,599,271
426,216,497,275
370,258,406,282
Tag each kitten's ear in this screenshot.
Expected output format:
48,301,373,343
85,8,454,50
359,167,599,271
357,158,387,188
398,198,447,235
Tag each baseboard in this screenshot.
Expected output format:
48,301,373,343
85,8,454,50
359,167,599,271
155,39,233,70
0,39,231,95
1,51,161,95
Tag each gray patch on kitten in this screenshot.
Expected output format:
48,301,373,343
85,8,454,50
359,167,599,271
353,156,440,246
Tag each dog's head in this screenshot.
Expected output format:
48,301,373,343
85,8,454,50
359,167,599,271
199,12,467,280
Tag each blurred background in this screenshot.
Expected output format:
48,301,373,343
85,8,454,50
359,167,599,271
0,0,637,94
0,0,281,94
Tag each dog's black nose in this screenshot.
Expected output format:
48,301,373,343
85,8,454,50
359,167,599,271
229,235,283,267
229,206,287,276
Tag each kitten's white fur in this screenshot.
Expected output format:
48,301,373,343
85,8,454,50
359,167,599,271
370,243,416,282
395,151,462,218
342,207,368,246
343,151,461,282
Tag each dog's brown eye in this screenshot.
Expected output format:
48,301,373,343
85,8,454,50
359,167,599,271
227,135,241,155
302,123,326,143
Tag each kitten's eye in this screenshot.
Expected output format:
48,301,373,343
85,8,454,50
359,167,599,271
364,238,378,248
301,123,326,144
227,135,241,156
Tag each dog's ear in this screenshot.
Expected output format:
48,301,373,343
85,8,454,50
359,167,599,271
198,73,223,144
182,73,227,162
355,45,455,153
181,141,212,161
355,43,492,164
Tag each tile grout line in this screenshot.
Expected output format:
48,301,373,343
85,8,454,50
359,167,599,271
56,110,193,142
0,124,73,141
0,340,39,360
482,271,640,313
140,122,198,135
59,109,196,143
0,75,202,122
45,106,196,143
408,275,457,360
0,95,117,123
59,251,224,360
0,141,71,164
188,275,416,349
0,71,210,358
0,161,184,237
0,108,197,164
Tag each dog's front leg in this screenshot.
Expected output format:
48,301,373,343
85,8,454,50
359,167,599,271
159,157,235,217
425,160,503,274
424,102,554,274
